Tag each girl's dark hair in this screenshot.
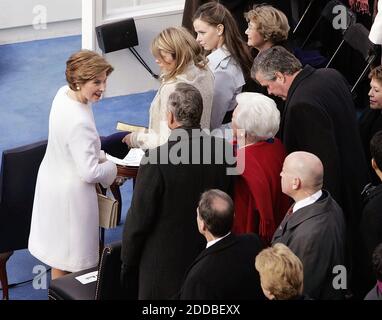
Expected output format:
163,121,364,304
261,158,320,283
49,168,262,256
193,2,253,79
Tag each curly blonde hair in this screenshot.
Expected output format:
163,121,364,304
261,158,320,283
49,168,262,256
255,243,303,300
151,26,207,82
369,65,382,84
245,4,290,45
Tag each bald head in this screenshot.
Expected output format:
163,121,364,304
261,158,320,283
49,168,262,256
198,189,234,238
281,152,324,198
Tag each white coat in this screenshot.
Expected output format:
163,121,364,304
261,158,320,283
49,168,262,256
28,86,117,272
369,1,382,45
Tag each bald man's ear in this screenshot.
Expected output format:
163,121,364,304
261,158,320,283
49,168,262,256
372,158,379,171
292,177,301,190
197,213,207,232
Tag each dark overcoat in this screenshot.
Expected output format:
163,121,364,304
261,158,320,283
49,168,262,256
179,233,264,300
121,128,235,299
282,65,369,230
272,191,346,299
359,184,382,293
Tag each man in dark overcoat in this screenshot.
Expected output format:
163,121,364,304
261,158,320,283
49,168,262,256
360,131,382,295
272,152,346,299
120,83,235,299
179,189,264,300
252,46,369,296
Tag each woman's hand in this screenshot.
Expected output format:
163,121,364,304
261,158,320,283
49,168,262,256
99,150,107,163
122,133,132,147
113,176,127,186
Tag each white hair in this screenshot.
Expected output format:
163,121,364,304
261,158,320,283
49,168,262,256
234,92,280,140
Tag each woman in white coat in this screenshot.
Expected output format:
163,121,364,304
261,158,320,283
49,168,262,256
28,50,118,279
369,0,382,65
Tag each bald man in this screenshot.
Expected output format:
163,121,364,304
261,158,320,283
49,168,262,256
179,189,264,300
272,152,346,300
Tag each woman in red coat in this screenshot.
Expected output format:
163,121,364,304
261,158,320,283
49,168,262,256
232,92,291,245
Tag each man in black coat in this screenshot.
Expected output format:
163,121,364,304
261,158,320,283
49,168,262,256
272,151,346,299
360,131,382,294
120,83,235,299
179,189,264,300
252,46,369,296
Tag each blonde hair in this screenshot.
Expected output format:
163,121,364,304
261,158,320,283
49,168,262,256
65,50,114,91
245,4,290,45
151,26,207,81
255,243,303,300
369,65,382,84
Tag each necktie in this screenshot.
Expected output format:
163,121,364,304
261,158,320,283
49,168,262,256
286,204,294,217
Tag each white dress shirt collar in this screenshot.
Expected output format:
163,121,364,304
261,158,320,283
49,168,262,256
206,232,231,248
293,190,323,213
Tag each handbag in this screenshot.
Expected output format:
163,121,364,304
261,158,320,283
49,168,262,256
96,185,119,229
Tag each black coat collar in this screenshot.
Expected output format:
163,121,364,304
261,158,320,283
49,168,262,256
285,65,315,108
185,233,237,272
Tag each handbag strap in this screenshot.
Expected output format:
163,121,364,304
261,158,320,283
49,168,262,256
96,183,103,194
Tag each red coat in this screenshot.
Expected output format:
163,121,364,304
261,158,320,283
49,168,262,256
233,139,291,245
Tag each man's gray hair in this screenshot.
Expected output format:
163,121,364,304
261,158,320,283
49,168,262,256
251,46,302,81
234,92,280,140
167,82,203,127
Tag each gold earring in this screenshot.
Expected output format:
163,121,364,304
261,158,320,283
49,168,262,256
76,86,80,90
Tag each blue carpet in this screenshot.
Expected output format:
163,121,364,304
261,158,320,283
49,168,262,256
0,35,154,299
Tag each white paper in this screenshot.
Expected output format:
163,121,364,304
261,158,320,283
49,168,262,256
75,271,98,284
106,148,145,167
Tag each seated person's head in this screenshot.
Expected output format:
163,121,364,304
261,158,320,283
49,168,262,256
244,4,290,51
372,243,382,282
255,243,303,300
281,151,324,200
368,66,382,110
370,130,382,175
232,92,280,145
151,26,207,81
167,82,203,129
197,189,234,239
